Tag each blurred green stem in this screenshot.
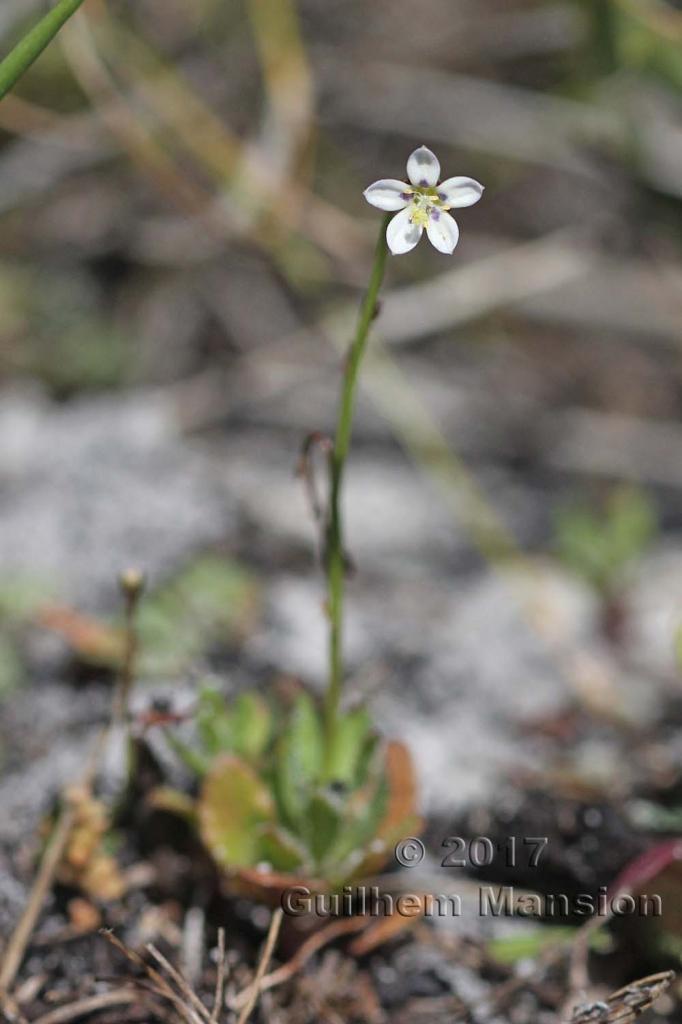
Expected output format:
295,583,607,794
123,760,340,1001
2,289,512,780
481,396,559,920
590,0,619,73
324,215,390,769
113,570,144,726
0,0,87,103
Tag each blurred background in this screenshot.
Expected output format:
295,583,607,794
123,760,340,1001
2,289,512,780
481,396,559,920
1,0,682,1007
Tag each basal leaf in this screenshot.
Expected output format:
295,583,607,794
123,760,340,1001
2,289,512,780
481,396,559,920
232,693,272,760
196,686,234,756
274,692,323,828
327,706,373,786
258,823,308,873
306,789,343,864
198,754,275,869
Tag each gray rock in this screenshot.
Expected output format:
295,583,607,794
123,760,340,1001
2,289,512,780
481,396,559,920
373,564,594,814
0,389,232,610
627,545,682,681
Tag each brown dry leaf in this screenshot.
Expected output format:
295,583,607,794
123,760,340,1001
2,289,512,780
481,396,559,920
40,605,124,666
228,864,327,904
67,896,102,933
56,786,126,901
383,741,419,829
354,740,422,879
348,894,426,957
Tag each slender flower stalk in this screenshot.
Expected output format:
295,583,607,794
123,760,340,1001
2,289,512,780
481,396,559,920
0,0,87,103
324,214,390,760
113,569,145,726
322,146,483,769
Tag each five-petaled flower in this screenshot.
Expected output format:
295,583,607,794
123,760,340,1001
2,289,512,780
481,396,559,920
364,145,484,256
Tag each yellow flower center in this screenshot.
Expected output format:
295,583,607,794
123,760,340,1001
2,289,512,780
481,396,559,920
409,188,444,228
410,206,430,228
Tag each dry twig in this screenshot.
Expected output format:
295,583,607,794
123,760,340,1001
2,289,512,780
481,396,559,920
147,943,212,1024
210,929,227,1024
0,723,109,1005
0,806,76,1000
235,909,283,1024
102,929,206,1024
231,914,367,1012
28,988,140,1024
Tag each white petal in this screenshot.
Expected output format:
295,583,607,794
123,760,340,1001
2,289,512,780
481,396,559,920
406,146,440,188
363,179,412,212
437,176,484,208
426,209,459,254
386,207,423,255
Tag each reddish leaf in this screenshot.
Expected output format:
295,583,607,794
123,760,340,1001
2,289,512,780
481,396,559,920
611,838,682,896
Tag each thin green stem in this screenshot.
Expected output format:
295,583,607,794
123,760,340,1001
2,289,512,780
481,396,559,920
324,215,390,763
113,569,144,726
0,0,87,103
590,0,619,74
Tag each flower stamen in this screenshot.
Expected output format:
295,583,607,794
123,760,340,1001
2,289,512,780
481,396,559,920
410,207,430,228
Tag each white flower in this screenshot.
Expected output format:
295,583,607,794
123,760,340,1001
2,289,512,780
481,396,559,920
363,146,484,255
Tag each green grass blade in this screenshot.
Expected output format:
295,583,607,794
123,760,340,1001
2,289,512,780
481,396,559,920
0,0,87,103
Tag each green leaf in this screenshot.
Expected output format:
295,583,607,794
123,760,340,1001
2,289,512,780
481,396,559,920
555,505,610,591
348,741,421,883
168,688,272,775
607,487,656,569
135,556,259,675
0,0,87,103
165,731,210,777
487,926,577,965
136,598,199,675
489,925,610,965
554,487,656,594
616,1,682,91
232,693,272,760
198,755,275,869
196,686,234,756
258,824,308,873
306,789,343,864
628,799,682,833
327,707,373,786
147,787,198,825
175,557,258,633
0,635,24,697
332,757,388,873
274,692,323,828
0,573,53,622
354,731,380,788
289,693,324,776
